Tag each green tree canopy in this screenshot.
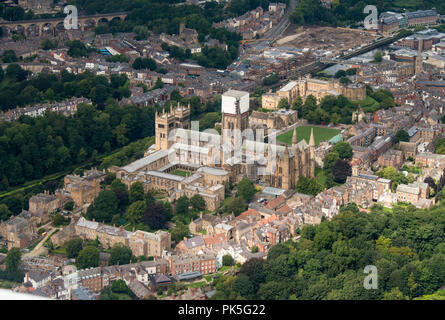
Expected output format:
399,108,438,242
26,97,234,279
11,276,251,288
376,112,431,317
86,190,119,223
76,246,100,269
237,178,256,202
109,243,133,266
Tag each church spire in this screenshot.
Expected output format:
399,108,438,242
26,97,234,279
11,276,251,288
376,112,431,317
292,127,298,145
309,128,315,147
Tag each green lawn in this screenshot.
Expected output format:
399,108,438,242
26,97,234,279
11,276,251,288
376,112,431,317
355,96,380,113
315,168,327,187
52,247,67,255
187,281,207,288
277,126,340,147
171,169,192,177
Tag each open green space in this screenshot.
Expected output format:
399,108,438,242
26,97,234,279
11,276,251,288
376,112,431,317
277,126,340,147
314,167,327,187
355,96,380,112
171,169,192,177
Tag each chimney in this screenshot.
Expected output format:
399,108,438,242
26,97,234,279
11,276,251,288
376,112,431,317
171,293,175,299
92,218,95,222
177,292,182,300
119,226,123,232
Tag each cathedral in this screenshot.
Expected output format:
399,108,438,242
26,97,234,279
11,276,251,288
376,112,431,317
154,89,315,190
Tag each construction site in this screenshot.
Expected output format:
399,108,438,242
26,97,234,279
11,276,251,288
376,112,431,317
275,26,381,55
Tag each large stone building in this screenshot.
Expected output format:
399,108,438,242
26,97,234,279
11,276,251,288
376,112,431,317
75,217,171,257
64,169,107,208
249,109,299,134
262,78,366,109
113,89,315,213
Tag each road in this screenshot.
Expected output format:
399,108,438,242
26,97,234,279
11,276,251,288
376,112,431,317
256,0,298,48
23,227,55,258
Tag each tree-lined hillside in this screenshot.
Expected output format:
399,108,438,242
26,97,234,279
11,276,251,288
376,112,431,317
213,202,445,300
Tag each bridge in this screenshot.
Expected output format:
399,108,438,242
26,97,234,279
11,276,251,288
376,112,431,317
0,12,128,37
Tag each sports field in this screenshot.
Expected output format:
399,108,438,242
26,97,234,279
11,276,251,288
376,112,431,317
277,125,340,147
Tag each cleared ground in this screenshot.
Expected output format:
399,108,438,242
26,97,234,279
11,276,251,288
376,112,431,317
275,26,380,55
277,125,340,147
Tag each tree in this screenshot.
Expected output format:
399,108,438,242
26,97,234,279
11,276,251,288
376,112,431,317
175,196,190,215
225,197,247,216
86,190,119,222
65,238,83,259
171,221,189,243
190,194,206,211
125,200,147,226
5,247,21,274
277,98,289,109
323,151,340,171
76,246,100,269
141,201,167,230
129,182,145,203
424,177,437,196
132,57,157,70
346,68,357,76
233,273,254,299
153,77,164,89
64,201,74,211
383,287,408,300
0,204,12,221
40,38,56,50
1,50,18,63
335,70,347,78
222,254,235,266
66,40,88,58
52,212,70,227
394,130,410,144
296,176,323,196
332,142,353,160
373,50,383,63
111,279,130,294
332,159,352,183
263,73,280,86
339,76,351,87
109,243,132,266
237,178,256,202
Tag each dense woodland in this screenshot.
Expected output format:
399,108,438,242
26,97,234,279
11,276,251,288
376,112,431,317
213,201,445,300
0,74,223,216
0,63,131,111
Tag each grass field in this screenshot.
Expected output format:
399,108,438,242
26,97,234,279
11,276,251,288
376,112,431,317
314,168,327,187
355,96,380,113
277,126,340,147
171,169,192,177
